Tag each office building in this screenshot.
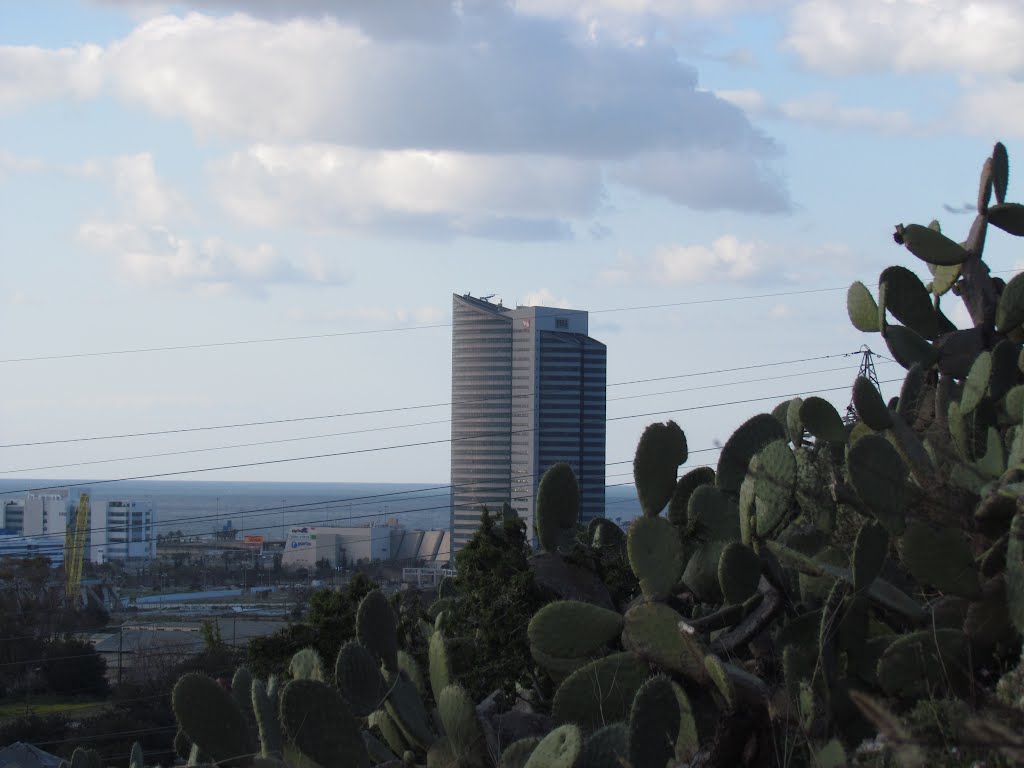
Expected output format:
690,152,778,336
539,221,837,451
90,499,157,564
450,294,606,552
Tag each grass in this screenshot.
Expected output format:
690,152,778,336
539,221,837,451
0,694,110,720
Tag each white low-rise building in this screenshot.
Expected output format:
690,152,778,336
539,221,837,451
90,499,156,564
282,522,451,570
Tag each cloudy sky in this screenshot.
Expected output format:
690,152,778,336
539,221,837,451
0,0,1020,489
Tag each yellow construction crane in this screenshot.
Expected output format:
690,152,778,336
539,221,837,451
65,493,90,604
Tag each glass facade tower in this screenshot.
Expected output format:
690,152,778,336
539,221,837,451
450,294,606,554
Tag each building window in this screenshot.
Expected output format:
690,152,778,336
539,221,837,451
555,317,568,329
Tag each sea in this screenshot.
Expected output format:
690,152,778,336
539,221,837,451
0,479,643,540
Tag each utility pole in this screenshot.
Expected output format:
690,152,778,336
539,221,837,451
117,623,123,687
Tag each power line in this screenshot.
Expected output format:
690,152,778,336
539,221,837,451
0,351,863,449
0,360,877,475
0,377,895,498
7,268,1019,367
2,447,699,546
0,286,856,366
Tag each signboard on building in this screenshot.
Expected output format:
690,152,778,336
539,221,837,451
243,535,264,551
287,527,316,550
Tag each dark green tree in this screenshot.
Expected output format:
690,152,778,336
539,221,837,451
247,573,376,678
41,637,109,697
444,509,550,701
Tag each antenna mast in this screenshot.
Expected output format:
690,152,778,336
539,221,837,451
844,345,881,424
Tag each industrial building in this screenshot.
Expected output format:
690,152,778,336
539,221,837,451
0,491,156,565
449,294,606,552
281,522,451,570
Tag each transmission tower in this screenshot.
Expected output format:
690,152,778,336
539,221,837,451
844,345,881,424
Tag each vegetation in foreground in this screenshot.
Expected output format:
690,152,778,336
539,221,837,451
38,142,1024,766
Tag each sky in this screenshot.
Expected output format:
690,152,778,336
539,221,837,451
0,0,1022,489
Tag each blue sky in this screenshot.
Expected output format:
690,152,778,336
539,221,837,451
1,0,1021,485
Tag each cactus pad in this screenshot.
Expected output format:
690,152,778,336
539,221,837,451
357,589,399,673
171,673,255,767
879,265,938,340
500,738,541,768
847,282,881,332
551,652,649,733
628,675,679,768
683,541,727,604
846,433,908,534
962,351,992,415
438,684,487,763
383,670,437,750
895,223,971,266
252,678,283,758
751,439,796,536
852,376,892,430
667,466,715,528
622,602,707,684
989,201,1024,236
536,462,580,551
528,600,624,659
687,484,741,541
579,723,628,768
524,725,583,768
633,420,688,517
335,640,387,717
279,678,369,768
231,667,254,722
717,413,786,493
428,631,452,703
530,644,589,683
876,629,969,698
717,541,762,604
884,324,939,370
1008,510,1024,633
288,648,325,682
799,397,848,445
899,522,981,599
999,273,1024,334
852,521,888,592
627,515,684,600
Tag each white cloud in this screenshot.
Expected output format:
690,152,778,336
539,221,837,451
786,1,1024,76
209,144,602,238
0,44,103,112
647,236,855,284
78,222,345,296
0,150,44,176
958,79,1024,139
109,153,191,224
656,235,759,282
716,88,769,113
289,305,446,325
520,289,576,308
0,9,787,223
778,94,915,133
718,89,917,134
612,149,790,212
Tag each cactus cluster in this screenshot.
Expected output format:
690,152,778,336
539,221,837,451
61,141,1024,767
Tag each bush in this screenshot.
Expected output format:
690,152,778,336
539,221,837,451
41,637,109,697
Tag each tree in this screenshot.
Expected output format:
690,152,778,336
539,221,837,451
247,574,377,678
443,509,550,700
41,637,109,697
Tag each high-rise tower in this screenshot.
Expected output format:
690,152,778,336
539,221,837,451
449,294,606,553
